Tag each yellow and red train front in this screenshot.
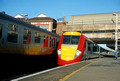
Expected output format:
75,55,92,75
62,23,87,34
57,32,86,65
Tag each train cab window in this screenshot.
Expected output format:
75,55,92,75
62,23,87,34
35,32,41,43
63,35,71,44
63,35,80,45
0,24,2,39
7,24,18,43
71,36,80,44
23,29,31,44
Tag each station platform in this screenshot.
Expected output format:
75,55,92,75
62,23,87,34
11,57,120,81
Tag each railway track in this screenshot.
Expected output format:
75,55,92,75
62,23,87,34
1,54,58,81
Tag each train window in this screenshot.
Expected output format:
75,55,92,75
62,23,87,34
56,39,58,47
50,37,51,47
93,46,98,52
63,35,71,44
23,29,31,44
7,24,18,43
35,32,41,43
63,35,80,45
53,38,55,48
52,38,54,48
52,38,55,47
88,47,91,51
0,24,2,39
54,38,56,48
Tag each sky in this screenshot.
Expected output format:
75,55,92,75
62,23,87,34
0,0,120,21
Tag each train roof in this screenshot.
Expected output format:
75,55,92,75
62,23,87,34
0,12,60,38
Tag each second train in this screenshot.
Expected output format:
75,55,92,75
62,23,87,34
57,31,107,65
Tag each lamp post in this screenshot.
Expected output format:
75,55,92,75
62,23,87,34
113,13,118,59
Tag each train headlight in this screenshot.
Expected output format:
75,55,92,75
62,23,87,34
76,50,82,56
57,49,61,57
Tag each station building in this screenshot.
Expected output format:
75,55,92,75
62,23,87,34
25,14,57,33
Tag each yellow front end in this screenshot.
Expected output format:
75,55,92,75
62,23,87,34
61,45,77,61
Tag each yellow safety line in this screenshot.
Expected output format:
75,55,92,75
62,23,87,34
59,58,102,81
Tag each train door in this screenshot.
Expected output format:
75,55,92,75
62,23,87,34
81,39,88,60
23,28,31,55
23,28,31,44
83,40,94,59
43,35,49,47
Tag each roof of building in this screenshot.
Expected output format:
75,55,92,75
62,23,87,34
68,12,120,26
26,13,55,22
36,13,49,17
14,14,27,18
28,17,54,21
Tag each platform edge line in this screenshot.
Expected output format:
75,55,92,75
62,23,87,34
59,61,95,81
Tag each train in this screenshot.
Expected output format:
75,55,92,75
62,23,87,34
57,31,107,65
0,12,60,56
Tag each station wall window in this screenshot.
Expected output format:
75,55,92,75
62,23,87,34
7,24,18,43
43,25,49,30
36,24,49,30
23,29,31,44
35,32,41,43
0,24,2,39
